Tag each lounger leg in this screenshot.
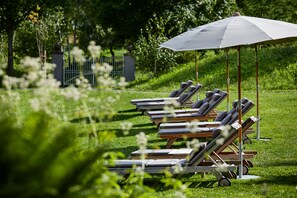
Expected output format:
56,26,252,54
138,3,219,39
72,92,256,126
165,138,177,149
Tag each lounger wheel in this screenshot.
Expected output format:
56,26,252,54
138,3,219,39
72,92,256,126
230,171,237,179
222,171,237,179
243,137,252,144
222,172,232,179
218,177,231,187
237,164,249,175
246,160,254,168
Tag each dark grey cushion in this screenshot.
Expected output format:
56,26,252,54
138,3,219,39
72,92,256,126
192,100,202,108
214,111,227,121
198,102,209,114
220,113,232,125
169,90,179,97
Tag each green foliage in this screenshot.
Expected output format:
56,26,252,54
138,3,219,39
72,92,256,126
14,7,66,61
236,0,297,23
0,104,118,197
134,16,178,75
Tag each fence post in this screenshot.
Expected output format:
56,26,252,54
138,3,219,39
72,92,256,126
123,54,135,82
52,44,64,86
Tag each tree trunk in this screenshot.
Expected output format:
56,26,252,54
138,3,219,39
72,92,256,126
6,25,14,76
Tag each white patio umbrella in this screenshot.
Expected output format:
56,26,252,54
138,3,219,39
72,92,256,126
160,13,297,178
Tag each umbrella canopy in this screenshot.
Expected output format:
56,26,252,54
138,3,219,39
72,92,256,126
160,15,297,51
160,14,297,178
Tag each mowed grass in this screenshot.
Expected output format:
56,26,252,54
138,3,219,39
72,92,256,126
91,89,297,197
10,88,297,197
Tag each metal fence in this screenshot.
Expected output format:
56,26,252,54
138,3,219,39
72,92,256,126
63,56,124,86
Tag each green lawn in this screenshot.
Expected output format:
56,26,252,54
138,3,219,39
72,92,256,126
93,89,297,197
4,87,297,197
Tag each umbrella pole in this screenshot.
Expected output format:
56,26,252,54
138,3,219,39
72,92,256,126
226,49,230,111
255,45,261,140
237,46,243,178
195,50,199,99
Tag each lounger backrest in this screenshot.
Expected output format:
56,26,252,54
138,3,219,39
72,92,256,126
214,111,227,121
198,91,227,116
177,84,202,104
215,116,257,153
191,89,219,108
169,80,193,97
215,98,253,125
227,100,254,125
188,123,240,166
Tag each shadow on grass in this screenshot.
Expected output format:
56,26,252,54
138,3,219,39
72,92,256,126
253,175,297,186
107,146,139,156
133,123,154,128
117,176,218,191
97,128,157,138
118,109,138,113
127,77,152,89
70,112,142,123
111,113,141,121
267,160,297,167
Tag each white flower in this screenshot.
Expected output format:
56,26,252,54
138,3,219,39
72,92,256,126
97,76,116,88
186,139,201,151
20,56,40,71
42,62,56,71
134,166,145,178
221,125,231,138
25,71,39,82
102,63,113,74
120,122,133,135
88,41,101,59
136,132,147,151
29,98,40,111
173,163,184,174
164,99,180,108
215,163,229,172
71,46,86,63
216,138,224,146
163,105,176,117
101,173,110,183
2,75,19,90
62,86,82,101
174,191,186,198
118,77,128,89
186,122,200,133
36,77,61,89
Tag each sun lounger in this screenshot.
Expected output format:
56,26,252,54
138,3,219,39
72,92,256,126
146,88,224,116
150,90,228,126
135,84,202,112
158,99,254,148
131,80,193,105
158,98,252,129
131,116,258,175
107,123,240,186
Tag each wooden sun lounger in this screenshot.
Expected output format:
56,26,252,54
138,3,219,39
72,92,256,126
131,80,193,105
135,84,202,112
158,100,255,148
146,89,222,116
158,98,254,129
107,123,241,186
131,117,258,174
150,91,227,125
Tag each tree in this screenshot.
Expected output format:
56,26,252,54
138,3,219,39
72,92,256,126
236,0,297,23
0,0,60,75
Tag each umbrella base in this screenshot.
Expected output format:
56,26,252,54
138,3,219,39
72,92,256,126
254,138,272,141
237,175,260,180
